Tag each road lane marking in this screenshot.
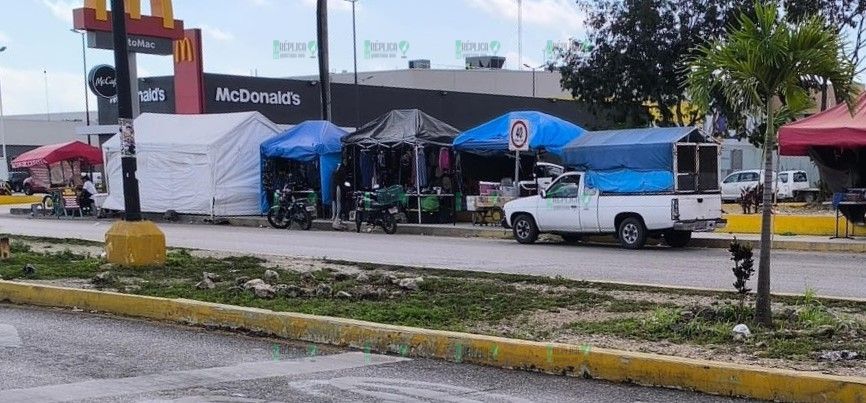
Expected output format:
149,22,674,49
0,324,21,348
0,352,407,402
289,377,535,402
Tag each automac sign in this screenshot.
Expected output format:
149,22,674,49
214,87,301,106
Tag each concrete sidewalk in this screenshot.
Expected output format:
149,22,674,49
8,205,866,253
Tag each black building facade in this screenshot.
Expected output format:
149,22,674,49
97,73,614,131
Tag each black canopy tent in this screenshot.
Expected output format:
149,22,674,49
342,109,461,223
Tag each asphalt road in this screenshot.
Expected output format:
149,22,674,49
0,304,747,402
1,215,864,299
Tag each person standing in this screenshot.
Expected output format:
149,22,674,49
330,162,349,230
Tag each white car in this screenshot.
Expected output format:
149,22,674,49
776,170,810,200
503,172,726,249
720,170,776,202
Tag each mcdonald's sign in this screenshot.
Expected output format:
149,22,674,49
74,0,184,40
174,37,194,63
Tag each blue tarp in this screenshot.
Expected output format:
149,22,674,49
260,121,348,212
562,127,705,193
453,111,586,157
561,127,703,171
585,169,675,193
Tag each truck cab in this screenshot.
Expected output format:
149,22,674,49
504,172,725,249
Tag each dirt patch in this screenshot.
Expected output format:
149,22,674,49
22,241,103,258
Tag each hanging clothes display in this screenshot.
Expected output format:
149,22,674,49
359,150,375,189
438,147,452,172
416,147,429,188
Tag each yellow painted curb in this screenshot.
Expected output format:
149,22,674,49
719,214,866,237
1,281,864,402
0,195,41,205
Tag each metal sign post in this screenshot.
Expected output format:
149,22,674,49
508,119,530,185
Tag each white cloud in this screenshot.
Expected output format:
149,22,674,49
41,0,79,24
300,0,354,12
247,0,271,6
0,31,11,45
199,24,235,42
465,0,584,32
0,66,91,115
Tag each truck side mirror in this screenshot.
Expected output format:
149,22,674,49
539,189,547,198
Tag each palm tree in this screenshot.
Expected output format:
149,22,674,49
686,1,858,326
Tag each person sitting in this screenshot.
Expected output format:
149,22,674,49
78,174,97,214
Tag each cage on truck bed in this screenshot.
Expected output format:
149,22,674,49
559,127,720,194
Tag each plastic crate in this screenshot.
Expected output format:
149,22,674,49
374,185,405,205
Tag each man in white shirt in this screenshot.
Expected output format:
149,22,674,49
79,174,98,213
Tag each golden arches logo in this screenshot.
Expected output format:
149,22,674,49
173,37,194,63
85,0,175,29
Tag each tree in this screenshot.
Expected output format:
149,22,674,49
686,1,858,326
554,0,750,127
783,0,866,110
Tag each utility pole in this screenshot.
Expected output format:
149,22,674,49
316,0,331,121
346,0,359,127
110,0,142,221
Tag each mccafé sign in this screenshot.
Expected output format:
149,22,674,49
88,64,117,98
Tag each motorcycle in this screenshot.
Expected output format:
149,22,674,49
267,184,314,230
349,184,402,234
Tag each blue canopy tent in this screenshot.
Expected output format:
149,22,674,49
453,111,586,157
560,127,707,193
260,121,348,213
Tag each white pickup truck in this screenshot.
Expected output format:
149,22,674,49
503,171,726,249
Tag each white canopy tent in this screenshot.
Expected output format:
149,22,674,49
102,112,281,216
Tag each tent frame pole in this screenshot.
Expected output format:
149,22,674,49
416,144,422,224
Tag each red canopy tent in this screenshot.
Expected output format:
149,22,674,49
11,141,103,169
779,94,866,156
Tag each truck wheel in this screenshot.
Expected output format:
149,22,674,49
618,217,647,249
512,214,539,244
802,192,815,203
664,230,692,248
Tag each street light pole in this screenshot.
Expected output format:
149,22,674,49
523,63,538,97
43,69,51,121
517,0,523,70
71,29,91,128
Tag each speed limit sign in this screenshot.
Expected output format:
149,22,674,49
508,119,530,151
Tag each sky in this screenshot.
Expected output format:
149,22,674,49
0,0,586,115
0,1,862,116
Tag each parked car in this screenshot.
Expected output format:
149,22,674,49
7,171,29,193
22,176,50,195
503,172,726,249
776,170,810,200
720,170,777,202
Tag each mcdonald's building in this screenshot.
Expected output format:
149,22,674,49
77,0,612,135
